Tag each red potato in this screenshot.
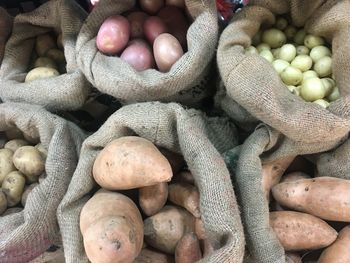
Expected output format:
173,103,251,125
80,190,144,263
175,171,195,185
127,12,148,39
168,182,200,218
175,232,202,263
166,0,185,9
158,148,185,174
144,205,195,254
96,15,130,55
93,136,173,190
139,182,168,216
261,156,295,201
121,40,154,71
134,248,174,263
140,0,164,15
158,6,189,47
272,177,350,222
270,211,337,251
318,225,350,263
143,16,168,45
281,171,311,183
153,33,184,72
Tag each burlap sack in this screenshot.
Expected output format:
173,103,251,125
0,0,91,111
76,0,218,107
58,102,245,262
0,8,13,65
224,124,345,263
0,102,85,263
217,0,350,143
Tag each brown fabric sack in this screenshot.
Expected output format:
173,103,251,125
58,102,245,262
217,0,350,143
0,8,13,65
224,124,344,263
0,102,86,262
0,0,91,111
76,0,218,107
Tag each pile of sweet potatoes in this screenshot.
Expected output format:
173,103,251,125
262,156,350,262
80,136,210,263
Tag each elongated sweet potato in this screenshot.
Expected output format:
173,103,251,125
318,225,350,263
134,248,174,263
270,211,337,251
144,205,195,254
175,232,202,263
194,219,206,240
168,183,200,218
272,177,350,221
261,156,295,200
80,190,144,263
139,182,168,216
93,136,173,190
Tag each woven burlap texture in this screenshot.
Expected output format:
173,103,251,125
0,102,85,263
217,0,350,143
0,0,91,111
58,101,245,263
225,123,344,263
75,0,218,106
0,8,13,65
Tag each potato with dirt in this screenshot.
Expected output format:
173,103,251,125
272,177,350,221
139,182,168,216
270,211,337,251
144,205,195,254
4,139,29,153
318,225,350,263
2,171,26,207
0,148,16,184
13,146,45,183
93,136,172,190
175,232,202,263
168,182,200,218
80,190,144,263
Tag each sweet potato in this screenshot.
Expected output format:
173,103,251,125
144,205,195,254
272,177,350,221
261,156,295,200
175,232,202,263
168,183,200,218
281,171,311,183
194,219,206,240
270,211,337,251
134,248,174,263
93,137,172,190
318,225,350,263
80,190,143,263
139,182,168,216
